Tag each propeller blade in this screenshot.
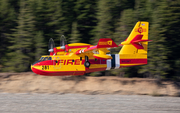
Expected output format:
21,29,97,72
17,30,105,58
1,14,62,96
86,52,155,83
60,35,67,47
48,38,55,52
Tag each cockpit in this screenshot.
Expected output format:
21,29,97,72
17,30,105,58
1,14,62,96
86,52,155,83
39,57,52,61
32,56,52,65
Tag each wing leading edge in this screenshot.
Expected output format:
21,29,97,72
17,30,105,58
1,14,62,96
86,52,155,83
75,38,118,59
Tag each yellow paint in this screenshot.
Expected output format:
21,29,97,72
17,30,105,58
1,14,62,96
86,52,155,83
119,21,149,60
32,21,150,75
93,54,112,59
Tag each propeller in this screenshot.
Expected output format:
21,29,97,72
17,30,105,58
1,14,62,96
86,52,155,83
48,38,55,52
60,35,66,49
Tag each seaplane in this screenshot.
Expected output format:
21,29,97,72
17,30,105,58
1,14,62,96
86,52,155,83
31,21,151,76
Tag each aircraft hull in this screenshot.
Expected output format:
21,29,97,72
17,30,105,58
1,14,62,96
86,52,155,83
31,55,147,76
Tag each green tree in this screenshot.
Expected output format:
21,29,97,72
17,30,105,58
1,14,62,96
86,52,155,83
32,0,51,48
61,0,77,42
114,9,139,77
34,31,46,61
134,0,149,21
46,0,65,44
139,0,170,79
94,0,113,43
70,21,81,43
0,0,16,71
74,0,97,43
163,0,180,78
5,0,35,72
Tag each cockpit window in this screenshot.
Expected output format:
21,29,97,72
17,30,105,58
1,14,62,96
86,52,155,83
43,57,48,61
39,57,44,61
48,57,52,60
39,57,52,61
33,57,51,65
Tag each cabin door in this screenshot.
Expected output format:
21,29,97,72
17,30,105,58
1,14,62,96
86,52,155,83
53,57,62,69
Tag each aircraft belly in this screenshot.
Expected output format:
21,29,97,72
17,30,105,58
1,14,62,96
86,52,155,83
86,64,107,73
52,65,85,71
32,62,86,76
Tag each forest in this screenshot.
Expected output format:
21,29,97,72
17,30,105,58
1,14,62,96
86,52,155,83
0,0,180,79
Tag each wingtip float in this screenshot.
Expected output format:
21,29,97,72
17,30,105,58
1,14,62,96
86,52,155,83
31,21,151,76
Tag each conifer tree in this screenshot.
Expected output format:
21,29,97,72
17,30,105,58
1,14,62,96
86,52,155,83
162,0,180,78
33,0,51,46
34,31,46,61
61,0,77,42
5,0,35,72
94,0,114,44
139,0,170,78
0,0,16,71
134,0,148,21
74,0,97,43
70,21,81,43
115,9,139,77
46,0,65,43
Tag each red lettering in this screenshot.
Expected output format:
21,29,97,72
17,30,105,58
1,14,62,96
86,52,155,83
60,60,63,64
57,60,60,65
81,60,85,65
75,59,80,65
56,60,63,65
55,59,83,65
67,59,73,65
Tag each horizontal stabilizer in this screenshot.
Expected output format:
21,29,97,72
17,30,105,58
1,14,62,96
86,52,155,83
131,43,144,49
120,35,152,49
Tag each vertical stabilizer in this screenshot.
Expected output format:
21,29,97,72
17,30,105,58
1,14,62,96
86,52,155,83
119,21,150,67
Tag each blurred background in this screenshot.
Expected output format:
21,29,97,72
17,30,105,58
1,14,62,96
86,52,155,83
0,0,180,80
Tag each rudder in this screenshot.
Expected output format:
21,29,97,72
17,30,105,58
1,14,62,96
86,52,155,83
119,21,150,67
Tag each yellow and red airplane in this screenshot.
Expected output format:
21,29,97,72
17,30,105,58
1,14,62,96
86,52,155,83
31,21,151,76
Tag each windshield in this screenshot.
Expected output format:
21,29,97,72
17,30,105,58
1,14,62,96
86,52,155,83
48,57,52,60
39,57,44,61
33,57,52,65
39,57,52,61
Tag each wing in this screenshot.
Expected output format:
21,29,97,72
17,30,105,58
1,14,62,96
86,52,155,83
75,38,118,59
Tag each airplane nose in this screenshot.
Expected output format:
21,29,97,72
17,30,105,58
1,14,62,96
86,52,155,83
31,65,40,75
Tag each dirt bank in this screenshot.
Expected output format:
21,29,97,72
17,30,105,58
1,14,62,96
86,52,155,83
0,72,179,96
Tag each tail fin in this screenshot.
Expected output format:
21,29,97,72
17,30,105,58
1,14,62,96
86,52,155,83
119,21,150,54
119,21,150,67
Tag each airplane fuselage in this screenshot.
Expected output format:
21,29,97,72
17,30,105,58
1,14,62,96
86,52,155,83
31,21,149,76
31,53,147,76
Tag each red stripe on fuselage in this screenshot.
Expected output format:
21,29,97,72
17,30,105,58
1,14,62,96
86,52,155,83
33,59,106,67
68,45,91,49
89,59,106,64
120,59,147,64
32,67,85,76
56,49,65,52
33,60,54,66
